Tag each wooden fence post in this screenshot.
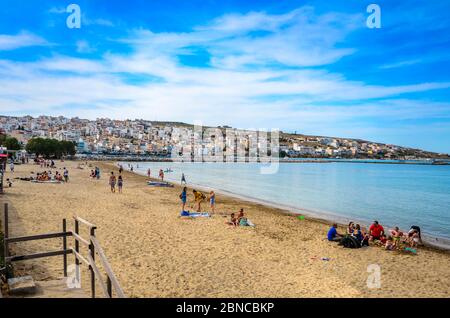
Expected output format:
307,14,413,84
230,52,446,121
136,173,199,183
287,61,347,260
2,203,9,279
74,219,80,285
89,227,96,298
107,276,112,298
62,219,67,277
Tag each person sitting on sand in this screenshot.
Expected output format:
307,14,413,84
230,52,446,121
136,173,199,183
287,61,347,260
237,208,244,223
90,170,95,178
409,230,420,248
369,221,385,242
327,224,342,242
227,213,238,227
352,224,364,242
408,226,422,244
390,226,403,249
385,238,395,251
109,172,117,193
347,222,355,235
180,187,187,211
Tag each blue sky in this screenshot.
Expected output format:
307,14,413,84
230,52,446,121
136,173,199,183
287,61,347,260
0,0,449,153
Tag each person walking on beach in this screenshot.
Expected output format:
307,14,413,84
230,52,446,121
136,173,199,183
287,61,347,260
63,167,69,183
96,167,101,180
147,168,151,179
109,172,117,193
209,191,216,214
180,187,187,211
118,175,123,193
159,169,164,181
119,165,123,174
10,161,14,173
181,173,187,185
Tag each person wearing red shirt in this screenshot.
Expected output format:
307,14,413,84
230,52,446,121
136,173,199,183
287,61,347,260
369,220,385,242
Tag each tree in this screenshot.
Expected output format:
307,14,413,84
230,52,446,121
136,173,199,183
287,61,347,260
0,134,21,150
25,138,76,158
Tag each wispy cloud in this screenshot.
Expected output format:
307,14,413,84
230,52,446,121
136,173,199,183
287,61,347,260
0,31,48,51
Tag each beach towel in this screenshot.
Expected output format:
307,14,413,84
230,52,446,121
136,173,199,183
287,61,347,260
31,180,62,184
180,211,211,218
147,181,174,188
239,218,255,227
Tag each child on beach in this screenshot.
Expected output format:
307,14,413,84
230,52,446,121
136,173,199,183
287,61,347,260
109,172,116,193
63,167,69,183
209,191,216,214
180,187,187,211
227,213,238,227
391,226,402,249
385,238,395,251
118,175,123,193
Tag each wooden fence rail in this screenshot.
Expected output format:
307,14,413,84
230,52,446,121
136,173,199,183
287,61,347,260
2,203,125,298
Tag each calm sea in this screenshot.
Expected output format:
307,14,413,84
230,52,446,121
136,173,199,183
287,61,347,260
122,161,450,247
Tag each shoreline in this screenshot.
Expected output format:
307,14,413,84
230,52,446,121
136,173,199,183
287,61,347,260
75,156,450,166
116,161,450,252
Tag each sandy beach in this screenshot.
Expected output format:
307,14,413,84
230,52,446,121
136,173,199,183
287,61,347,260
1,160,450,298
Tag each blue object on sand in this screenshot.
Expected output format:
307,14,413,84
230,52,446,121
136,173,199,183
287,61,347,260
180,211,211,218
147,181,174,187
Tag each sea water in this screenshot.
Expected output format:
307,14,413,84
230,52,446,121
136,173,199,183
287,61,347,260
123,161,450,247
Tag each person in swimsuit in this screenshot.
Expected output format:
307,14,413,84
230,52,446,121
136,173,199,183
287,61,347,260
118,175,123,193
181,173,187,185
209,191,216,214
391,226,402,249
180,187,187,211
109,172,116,193
147,168,151,178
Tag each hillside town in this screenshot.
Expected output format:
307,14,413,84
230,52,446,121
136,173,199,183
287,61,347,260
0,115,449,160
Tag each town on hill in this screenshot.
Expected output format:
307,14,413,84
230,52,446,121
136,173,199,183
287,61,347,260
1,115,449,160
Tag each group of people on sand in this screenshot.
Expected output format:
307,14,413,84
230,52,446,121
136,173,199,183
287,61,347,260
328,220,422,250
226,208,254,227
179,187,215,213
89,166,101,180
31,167,69,182
109,171,124,193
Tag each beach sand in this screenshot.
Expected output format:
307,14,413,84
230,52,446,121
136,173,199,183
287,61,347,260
1,160,450,298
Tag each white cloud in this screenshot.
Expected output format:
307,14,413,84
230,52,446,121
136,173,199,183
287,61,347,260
0,31,48,51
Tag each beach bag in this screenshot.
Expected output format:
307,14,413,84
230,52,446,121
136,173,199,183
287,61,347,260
341,236,361,249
